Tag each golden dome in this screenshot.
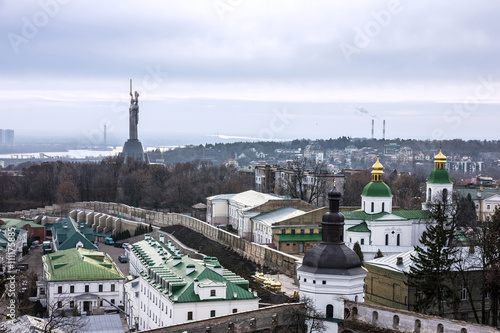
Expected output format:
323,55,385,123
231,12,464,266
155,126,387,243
371,155,384,182
434,149,447,170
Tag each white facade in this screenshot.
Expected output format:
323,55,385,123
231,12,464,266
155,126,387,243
42,279,124,316
126,235,259,331
362,195,393,214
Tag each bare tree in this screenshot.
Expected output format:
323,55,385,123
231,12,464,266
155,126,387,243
284,158,328,205
283,296,326,333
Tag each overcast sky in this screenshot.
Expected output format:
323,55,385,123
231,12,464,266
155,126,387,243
1,1,499,146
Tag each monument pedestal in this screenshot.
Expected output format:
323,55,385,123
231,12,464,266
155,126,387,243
119,139,149,163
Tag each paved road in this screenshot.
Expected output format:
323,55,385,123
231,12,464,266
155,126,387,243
96,243,130,277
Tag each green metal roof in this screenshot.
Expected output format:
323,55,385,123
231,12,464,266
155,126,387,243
275,233,322,242
361,181,393,197
134,237,258,303
43,248,125,282
391,210,431,219
343,210,389,220
427,168,452,184
0,218,44,229
50,217,97,251
455,188,500,201
347,222,371,233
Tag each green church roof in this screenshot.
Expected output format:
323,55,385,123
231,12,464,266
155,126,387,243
347,222,371,233
427,169,452,184
43,248,125,282
361,181,393,197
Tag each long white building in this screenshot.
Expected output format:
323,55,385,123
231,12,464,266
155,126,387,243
124,234,259,331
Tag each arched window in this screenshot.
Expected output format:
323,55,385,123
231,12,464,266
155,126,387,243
415,319,421,333
397,234,400,246
442,188,448,203
385,234,389,246
428,188,432,202
326,304,333,318
393,315,399,329
372,311,378,325
360,238,364,245
437,324,444,333
371,202,374,213
382,202,385,212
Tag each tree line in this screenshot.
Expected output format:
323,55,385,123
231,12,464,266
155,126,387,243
0,157,253,213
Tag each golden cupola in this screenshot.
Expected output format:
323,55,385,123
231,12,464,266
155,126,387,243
371,155,384,182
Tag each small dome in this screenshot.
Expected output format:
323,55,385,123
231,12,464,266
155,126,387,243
301,243,362,272
435,149,447,162
372,155,384,171
328,187,341,199
427,169,452,184
362,181,393,197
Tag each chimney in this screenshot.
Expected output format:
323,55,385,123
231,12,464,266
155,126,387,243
396,257,403,265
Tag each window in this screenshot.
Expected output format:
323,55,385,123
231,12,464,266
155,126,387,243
291,229,296,234
313,280,316,284
397,234,400,246
111,284,115,292
310,229,314,234
282,229,286,234
70,286,74,293
210,310,216,317
442,188,448,203
232,308,238,313
487,204,491,210
187,311,193,320
210,289,216,297
300,229,305,234
58,286,62,294
85,285,89,293
360,238,364,245
385,234,389,246
70,301,74,308
461,284,468,300
322,280,326,285
326,304,333,318
393,315,399,329
99,284,103,292
371,202,374,212
304,278,307,282
57,301,62,308
382,202,385,212
428,188,432,202
111,299,115,304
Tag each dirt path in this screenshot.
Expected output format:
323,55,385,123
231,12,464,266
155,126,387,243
161,225,293,305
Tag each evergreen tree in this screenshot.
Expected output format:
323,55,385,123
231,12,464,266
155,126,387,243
484,208,500,326
353,241,363,262
406,202,458,317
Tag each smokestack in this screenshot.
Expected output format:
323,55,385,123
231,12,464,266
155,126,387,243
383,120,385,140
371,119,374,139
104,125,107,148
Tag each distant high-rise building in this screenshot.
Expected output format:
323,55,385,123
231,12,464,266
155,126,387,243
4,129,14,146
0,129,14,146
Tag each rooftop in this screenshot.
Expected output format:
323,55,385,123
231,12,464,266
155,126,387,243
252,207,306,227
43,247,125,282
131,236,258,303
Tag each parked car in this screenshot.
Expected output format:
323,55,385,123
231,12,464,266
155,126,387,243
122,243,130,249
104,237,114,245
118,255,128,263
114,242,123,248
